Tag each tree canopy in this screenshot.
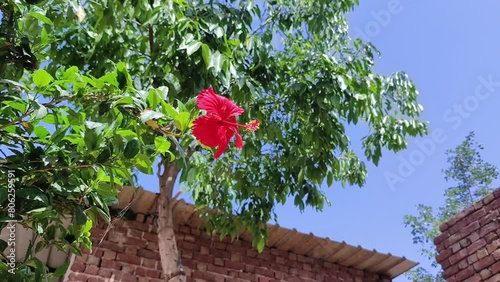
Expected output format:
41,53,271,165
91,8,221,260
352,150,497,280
404,132,498,281
1,0,426,279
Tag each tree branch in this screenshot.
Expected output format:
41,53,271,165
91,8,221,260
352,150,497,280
0,96,71,129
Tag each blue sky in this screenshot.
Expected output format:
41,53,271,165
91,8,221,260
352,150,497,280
138,1,500,280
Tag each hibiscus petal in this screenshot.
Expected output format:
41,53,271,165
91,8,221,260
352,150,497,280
192,115,221,148
214,127,234,159
196,87,244,120
234,128,243,149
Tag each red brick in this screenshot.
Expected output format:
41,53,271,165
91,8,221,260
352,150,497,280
242,255,261,266
146,268,162,279
255,266,274,277
485,274,500,282
274,271,285,280
197,263,207,271
468,253,479,264
480,222,498,237
238,271,257,281
120,265,135,274
207,264,228,275
179,225,191,234
458,238,469,248
194,253,214,264
473,254,495,271
463,221,481,238
458,259,469,270
124,221,150,232
457,217,474,233
469,231,480,243
227,244,246,254
87,256,101,265
108,231,127,243
449,249,468,265
465,274,482,282
245,264,256,273
112,270,138,282
128,228,143,238
192,270,224,282
225,260,245,271
71,261,86,272
484,209,499,223
99,241,125,253
493,248,500,261
477,248,489,259
135,266,147,277
142,258,157,268
184,234,196,243
117,253,141,265
98,268,112,278
480,268,493,279
213,241,227,250
437,248,453,263
483,193,496,205
214,258,224,267
143,231,159,242
455,267,475,281
212,249,231,259
126,236,148,248
486,239,500,254
87,277,105,282
85,264,99,275
180,241,202,252
181,250,193,259
138,249,160,260
467,238,486,254
103,250,117,260
492,260,500,275
136,214,145,222
442,263,460,279
182,258,196,270
486,232,498,244
101,259,121,270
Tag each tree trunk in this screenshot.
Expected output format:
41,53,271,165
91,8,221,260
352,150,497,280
157,161,186,282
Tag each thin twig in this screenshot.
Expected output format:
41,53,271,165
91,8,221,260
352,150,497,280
1,96,71,129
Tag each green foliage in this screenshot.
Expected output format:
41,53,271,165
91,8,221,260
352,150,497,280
404,132,498,281
1,0,427,278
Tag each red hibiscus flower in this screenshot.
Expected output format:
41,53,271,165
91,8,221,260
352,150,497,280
192,87,259,159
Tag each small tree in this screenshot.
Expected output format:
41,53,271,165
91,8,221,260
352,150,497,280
1,0,427,280
404,132,498,281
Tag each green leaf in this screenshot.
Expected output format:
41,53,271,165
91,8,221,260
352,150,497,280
75,206,87,226
123,139,140,159
154,136,171,154
33,69,54,87
161,101,178,118
63,66,79,81
31,101,47,119
84,128,98,151
117,129,137,140
140,109,164,123
201,44,210,67
209,51,222,73
16,188,49,204
134,154,153,174
53,262,70,277
29,12,53,25
174,112,191,132
0,189,7,205
186,41,201,56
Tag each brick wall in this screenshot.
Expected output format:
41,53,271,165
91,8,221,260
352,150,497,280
433,188,500,282
65,213,392,282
